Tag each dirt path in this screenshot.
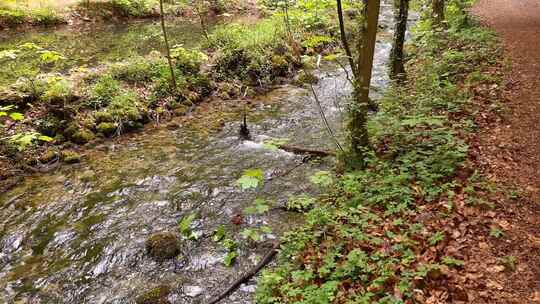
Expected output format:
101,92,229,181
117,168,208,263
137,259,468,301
456,0,540,303
472,0,540,200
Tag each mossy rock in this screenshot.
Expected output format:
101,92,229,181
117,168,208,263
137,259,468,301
135,285,171,304
97,122,117,137
61,150,81,164
145,232,181,260
71,129,95,144
295,71,319,85
94,111,114,123
39,149,58,163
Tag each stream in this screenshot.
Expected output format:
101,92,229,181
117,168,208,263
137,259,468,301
0,3,401,303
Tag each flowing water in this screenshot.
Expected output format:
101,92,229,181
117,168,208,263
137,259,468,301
0,3,403,303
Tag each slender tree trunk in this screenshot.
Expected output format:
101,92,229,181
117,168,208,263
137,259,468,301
389,0,409,82
194,3,210,41
432,0,445,28
336,0,356,77
159,0,177,91
348,0,381,167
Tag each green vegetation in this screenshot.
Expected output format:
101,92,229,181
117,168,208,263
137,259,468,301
255,4,503,303
0,1,64,27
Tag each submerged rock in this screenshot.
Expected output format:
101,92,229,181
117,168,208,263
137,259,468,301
145,232,181,260
183,285,203,297
136,285,171,304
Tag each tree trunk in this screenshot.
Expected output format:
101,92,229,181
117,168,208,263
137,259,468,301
336,0,356,77
432,0,445,28
348,0,381,167
159,0,177,91
389,0,409,82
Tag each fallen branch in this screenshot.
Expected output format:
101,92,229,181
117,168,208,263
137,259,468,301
206,241,280,304
278,144,336,157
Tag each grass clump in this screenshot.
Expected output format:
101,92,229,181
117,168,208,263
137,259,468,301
206,18,298,84
0,3,64,27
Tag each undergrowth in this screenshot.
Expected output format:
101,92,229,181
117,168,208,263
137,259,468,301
0,2,64,27
255,8,502,304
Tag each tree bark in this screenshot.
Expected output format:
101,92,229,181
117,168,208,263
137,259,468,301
432,0,445,28
348,0,381,167
389,0,409,82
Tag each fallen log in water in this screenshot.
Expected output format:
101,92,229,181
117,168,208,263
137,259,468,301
278,144,336,157
206,241,280,304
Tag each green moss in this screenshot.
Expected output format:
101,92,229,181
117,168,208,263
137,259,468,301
135,285,171,304
39,149,58,163
94,111,114,123
61,150,81,164
145,232,181,260
97,122,117,137
71,129,95,144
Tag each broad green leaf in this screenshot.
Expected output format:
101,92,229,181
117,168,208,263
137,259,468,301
241,228,262,242
179,213,198,240
37,135,54,142
212,225,226,242
237,169,264,190
223,251,238,267
9,112,24,121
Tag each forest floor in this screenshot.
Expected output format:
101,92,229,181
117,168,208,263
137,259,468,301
462,0,540,302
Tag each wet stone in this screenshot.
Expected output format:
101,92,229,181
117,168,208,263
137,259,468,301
183,285,203,297
145,232,181,260
136,285,171,304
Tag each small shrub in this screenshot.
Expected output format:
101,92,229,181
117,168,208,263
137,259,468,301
109,0,157,17
89,75,121,108
108,90,145,122
109,57,160,83
42,77,73,104
30,8,63,25
170,47,207,75
0,8,26,25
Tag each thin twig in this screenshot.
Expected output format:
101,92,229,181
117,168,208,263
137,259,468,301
309,83,345,153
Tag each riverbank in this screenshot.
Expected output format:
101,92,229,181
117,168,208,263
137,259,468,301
0,0,256,31
255,4,518,303
0,3,343,192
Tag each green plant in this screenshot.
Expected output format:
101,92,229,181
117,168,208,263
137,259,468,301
489,227,504,238
179,213,198,240
244,198,271,215
110,0,158,17
237,169,264,190
1,43,65,99
8,132,53,151
499,255,517,271
89,75,121,108
286,194,315,212
170,46,208,75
